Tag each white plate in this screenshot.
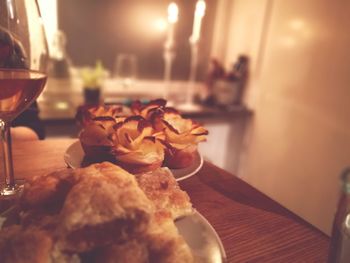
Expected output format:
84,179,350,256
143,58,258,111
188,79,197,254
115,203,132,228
0,208,226,263
175,210,227,263
64,141,203,181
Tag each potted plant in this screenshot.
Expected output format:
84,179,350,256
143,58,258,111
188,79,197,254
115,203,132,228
80,61,107,105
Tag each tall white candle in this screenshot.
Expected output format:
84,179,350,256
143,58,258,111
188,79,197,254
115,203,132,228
166,2,178,48
191,0,206,43
168,2,178,24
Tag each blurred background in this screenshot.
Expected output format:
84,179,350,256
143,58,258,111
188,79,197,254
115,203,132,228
32,0,350,237
41,0,216,80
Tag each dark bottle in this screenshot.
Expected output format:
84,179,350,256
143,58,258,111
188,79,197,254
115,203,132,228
224,55,249,105
328,169,350,263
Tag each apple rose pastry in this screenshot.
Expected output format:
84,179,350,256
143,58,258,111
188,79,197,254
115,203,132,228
110,116,165,174
131,99,167,120
76,104,130,127
152,108,208,169
79,116,117,161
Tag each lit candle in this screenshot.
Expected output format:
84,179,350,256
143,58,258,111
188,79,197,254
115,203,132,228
191,0,206,43
166,2,178,48
168,2,178,24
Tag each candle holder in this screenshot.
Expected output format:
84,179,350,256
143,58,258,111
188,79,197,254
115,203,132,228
163,2,178,101
163,42,176,100
188,37,199,103
178,37,201,111
179,0,206,111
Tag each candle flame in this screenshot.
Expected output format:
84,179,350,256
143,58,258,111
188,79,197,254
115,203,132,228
168,2,178,24
195,0,206,17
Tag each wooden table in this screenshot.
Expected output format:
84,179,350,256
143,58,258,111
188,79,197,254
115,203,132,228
11,139,329,262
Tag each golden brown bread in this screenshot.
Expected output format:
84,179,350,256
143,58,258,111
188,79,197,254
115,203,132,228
136,168,193,220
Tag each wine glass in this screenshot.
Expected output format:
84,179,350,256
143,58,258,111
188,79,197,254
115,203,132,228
0,0,48,197
113,53,138,89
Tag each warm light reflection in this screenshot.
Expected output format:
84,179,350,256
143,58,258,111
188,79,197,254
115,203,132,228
281,18,313,48
345,214,350,230
154,18,167,33
289,18,305,31
55,101,69,110
289,19,313,40
168,2,178,24
7,0,15,19
280,36,297,48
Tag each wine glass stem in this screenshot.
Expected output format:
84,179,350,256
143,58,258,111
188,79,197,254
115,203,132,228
0,120,15,189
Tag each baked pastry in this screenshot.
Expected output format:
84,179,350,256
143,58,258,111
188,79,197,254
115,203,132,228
56,162,154,252
20,168,78,213
109,116,165,173
77,104,130,162
0,226,80,263
151,107,208,169
132,99,208,169
77,99,207,171
76,104,130,127
92,238,149,263
131,99,167,120
79,117,118,161
0,162,195,262
146,211,194,263
79,115,165,173
79,124,114,161
136,167,193,219
93,212,194,263
19,162,155,253
0,226,53,263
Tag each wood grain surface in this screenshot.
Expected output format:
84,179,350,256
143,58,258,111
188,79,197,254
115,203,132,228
8,139,329,262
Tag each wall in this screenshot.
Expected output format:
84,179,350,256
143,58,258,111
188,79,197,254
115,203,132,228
199,116,249,173
221,0,350,235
